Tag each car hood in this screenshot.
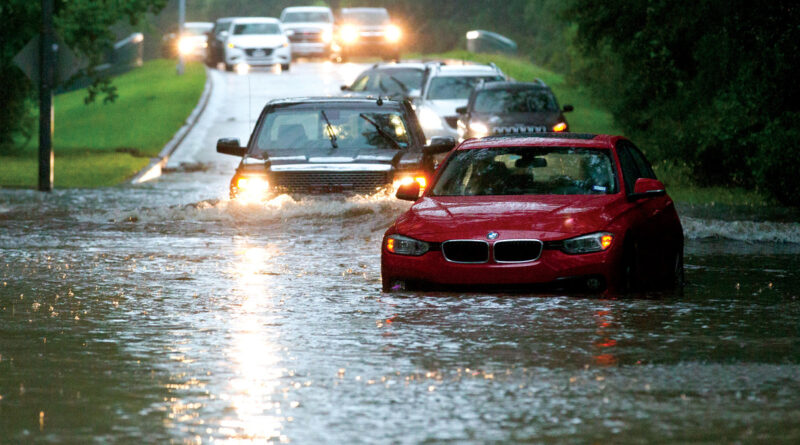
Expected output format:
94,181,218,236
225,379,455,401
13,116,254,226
475,111,564,128
228,34,286,48
394,194,626,241
423,99,468,117
283,23,332,31
263,147,420,168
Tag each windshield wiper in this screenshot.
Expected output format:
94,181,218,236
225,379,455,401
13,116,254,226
320,110,338,149
359,113,403,150
387,75,409,94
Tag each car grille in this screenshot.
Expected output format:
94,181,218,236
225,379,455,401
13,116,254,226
245,48,274,57
270,171,391,194
492,125,548,135
493,240,543,263
444,116,459,129
289,31,323,43
441,241,490,263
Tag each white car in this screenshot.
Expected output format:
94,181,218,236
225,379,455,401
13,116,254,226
223,17,292,71
280,6,334,57
413,63,506,141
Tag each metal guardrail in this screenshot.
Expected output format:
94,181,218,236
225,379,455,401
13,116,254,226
466,30,518,55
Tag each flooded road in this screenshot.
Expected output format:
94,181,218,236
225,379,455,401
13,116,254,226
2,63,800,443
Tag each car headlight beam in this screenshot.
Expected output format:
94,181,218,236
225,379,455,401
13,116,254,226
385,25,401,43
235,176,269,203
469,121,489,138
561,232,614,254
385,234,430,256
340,25,359,44
417,106,443,131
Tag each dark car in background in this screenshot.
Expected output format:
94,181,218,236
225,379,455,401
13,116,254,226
205,17,235,67
456,81,573,142
215,97,455,201
162,22,213,59
334,7,402,61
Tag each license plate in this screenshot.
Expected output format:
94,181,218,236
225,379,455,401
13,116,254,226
252,50,266,57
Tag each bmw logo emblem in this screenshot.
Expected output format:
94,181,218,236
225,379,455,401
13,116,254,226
487,232,499,240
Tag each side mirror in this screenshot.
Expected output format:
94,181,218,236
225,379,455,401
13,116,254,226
218,30,229,40
396,182,421,201
455,106,468,115
340,84,349,91
562,104,574,112
216,138,246,157
423,136,456,155
630,178,666,200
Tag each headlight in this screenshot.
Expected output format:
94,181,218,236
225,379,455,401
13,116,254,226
340,25,359,44
385,25,401,43
393,175,427,192
561,232,614,254
469,121,489,137
552,122,567,132
227,42,239,49
177,38,194,55
385,234,430,256
417,106,443,131
321,29,333,43
234,176,269,203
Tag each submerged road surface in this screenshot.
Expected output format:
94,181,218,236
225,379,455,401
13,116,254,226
2,62,800,443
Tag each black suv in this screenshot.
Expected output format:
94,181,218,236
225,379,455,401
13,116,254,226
456,81,573,142
216,97,454,200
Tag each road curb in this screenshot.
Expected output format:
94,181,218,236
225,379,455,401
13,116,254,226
131,66,214,184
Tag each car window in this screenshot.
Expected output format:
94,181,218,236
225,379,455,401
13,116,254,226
427,75,505,100
282,12,332,23
233,23,281,35
473,88,559,113
616,142,656,193
374,69,423,95
432,147,618,196
253,107,410,155
349,73,371,92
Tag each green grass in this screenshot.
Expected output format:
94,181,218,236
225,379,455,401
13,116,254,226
1,59,206,188
417,51,774,209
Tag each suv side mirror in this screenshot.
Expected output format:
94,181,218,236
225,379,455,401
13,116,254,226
396,182,421,201
562,104,574,112
630,178,666,200
423,136,456,155
455,106,468,115
217,138,246,157
340,85,349,91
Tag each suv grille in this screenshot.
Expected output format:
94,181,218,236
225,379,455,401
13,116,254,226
245,48,274,57
289,30,323,43
442,241,489,263
493,240,543,263
270,171,390,194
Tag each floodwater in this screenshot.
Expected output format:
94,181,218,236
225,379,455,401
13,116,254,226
2,64,800,443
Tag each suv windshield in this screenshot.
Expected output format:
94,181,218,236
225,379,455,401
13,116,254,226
251,106,410,157
474,88,559,113
233,23,281,35
183,24,211,36
432,147,618,196
282,12,332,23
427,75,505,100
341,10,389,25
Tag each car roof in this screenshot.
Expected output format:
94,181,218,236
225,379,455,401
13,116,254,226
477,80,549,90
429,65,503,77
369,62,428,70
231,17,280,24
282,6,332,12
457,134,621,150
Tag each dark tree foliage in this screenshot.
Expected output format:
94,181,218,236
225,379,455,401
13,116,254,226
568,0,800,205
0,0,167,153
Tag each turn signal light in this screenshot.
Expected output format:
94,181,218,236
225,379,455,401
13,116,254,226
552,122,567,132
600,234,613,250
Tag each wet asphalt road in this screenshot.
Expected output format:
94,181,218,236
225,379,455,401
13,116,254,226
2,62,800,443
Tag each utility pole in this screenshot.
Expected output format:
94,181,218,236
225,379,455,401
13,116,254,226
39,0,55,191
177,0,185,75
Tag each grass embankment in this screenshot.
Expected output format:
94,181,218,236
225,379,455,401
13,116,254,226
419,50,773,208
1,59,206,188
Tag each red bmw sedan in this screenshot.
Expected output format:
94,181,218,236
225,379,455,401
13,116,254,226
381,133,684,293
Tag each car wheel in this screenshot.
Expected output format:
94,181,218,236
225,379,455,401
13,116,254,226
281,63,290,72
621,240,643,294
671,249,685,289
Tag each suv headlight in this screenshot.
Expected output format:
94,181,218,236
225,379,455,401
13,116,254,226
385,234,430,256
418,106,443,130
561,232,614,254
469,121,489,137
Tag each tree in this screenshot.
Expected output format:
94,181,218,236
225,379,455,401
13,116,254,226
0,0,167,154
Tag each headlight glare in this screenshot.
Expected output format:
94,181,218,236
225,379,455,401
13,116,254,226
385,25,401,43
469,121,489,137
385,234,430,256
552,122,567,132
562,232,614,254
417,106,443,130
235,176,269,203
340,25,359,44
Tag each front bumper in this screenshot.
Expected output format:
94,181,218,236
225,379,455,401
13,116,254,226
290,42,330,56
225,46,291,66
382,243,621,292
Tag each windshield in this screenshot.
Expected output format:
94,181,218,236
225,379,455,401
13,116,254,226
251,107,410,157
474,88,559,113
183,24,212,36
341,10,390,25
233,23,281,35
351,69,424,95
427,76,505,100
431,147,618,196
282,12,332,23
